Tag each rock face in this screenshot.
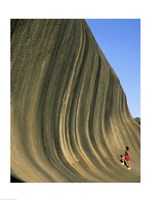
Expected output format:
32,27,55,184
11,19,140,182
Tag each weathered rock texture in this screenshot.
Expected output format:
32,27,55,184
11,19,140,182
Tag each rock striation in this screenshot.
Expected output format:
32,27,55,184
11,19,140,182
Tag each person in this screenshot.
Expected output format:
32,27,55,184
120,146,131,169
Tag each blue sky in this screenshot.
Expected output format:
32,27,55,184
86,19,140,118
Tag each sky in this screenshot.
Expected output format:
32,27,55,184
86,19,140,118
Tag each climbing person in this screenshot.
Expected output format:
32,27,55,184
120,146,131,169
